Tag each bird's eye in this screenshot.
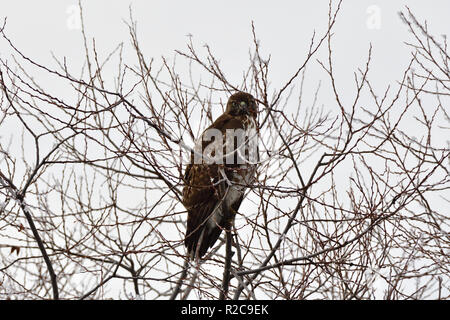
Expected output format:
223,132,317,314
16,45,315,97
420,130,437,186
240,101,247,107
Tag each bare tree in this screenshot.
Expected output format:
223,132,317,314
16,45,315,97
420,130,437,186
0,1,448,300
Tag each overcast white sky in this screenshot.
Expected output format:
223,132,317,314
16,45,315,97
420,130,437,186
1,1,448,136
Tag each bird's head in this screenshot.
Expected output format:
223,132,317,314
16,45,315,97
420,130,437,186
226,92,257,118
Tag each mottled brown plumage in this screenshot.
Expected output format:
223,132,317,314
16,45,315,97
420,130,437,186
183,92,258,258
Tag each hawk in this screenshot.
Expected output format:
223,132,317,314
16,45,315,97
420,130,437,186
183,92,258,259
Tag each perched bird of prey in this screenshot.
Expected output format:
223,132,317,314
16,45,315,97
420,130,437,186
183,92,258,259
